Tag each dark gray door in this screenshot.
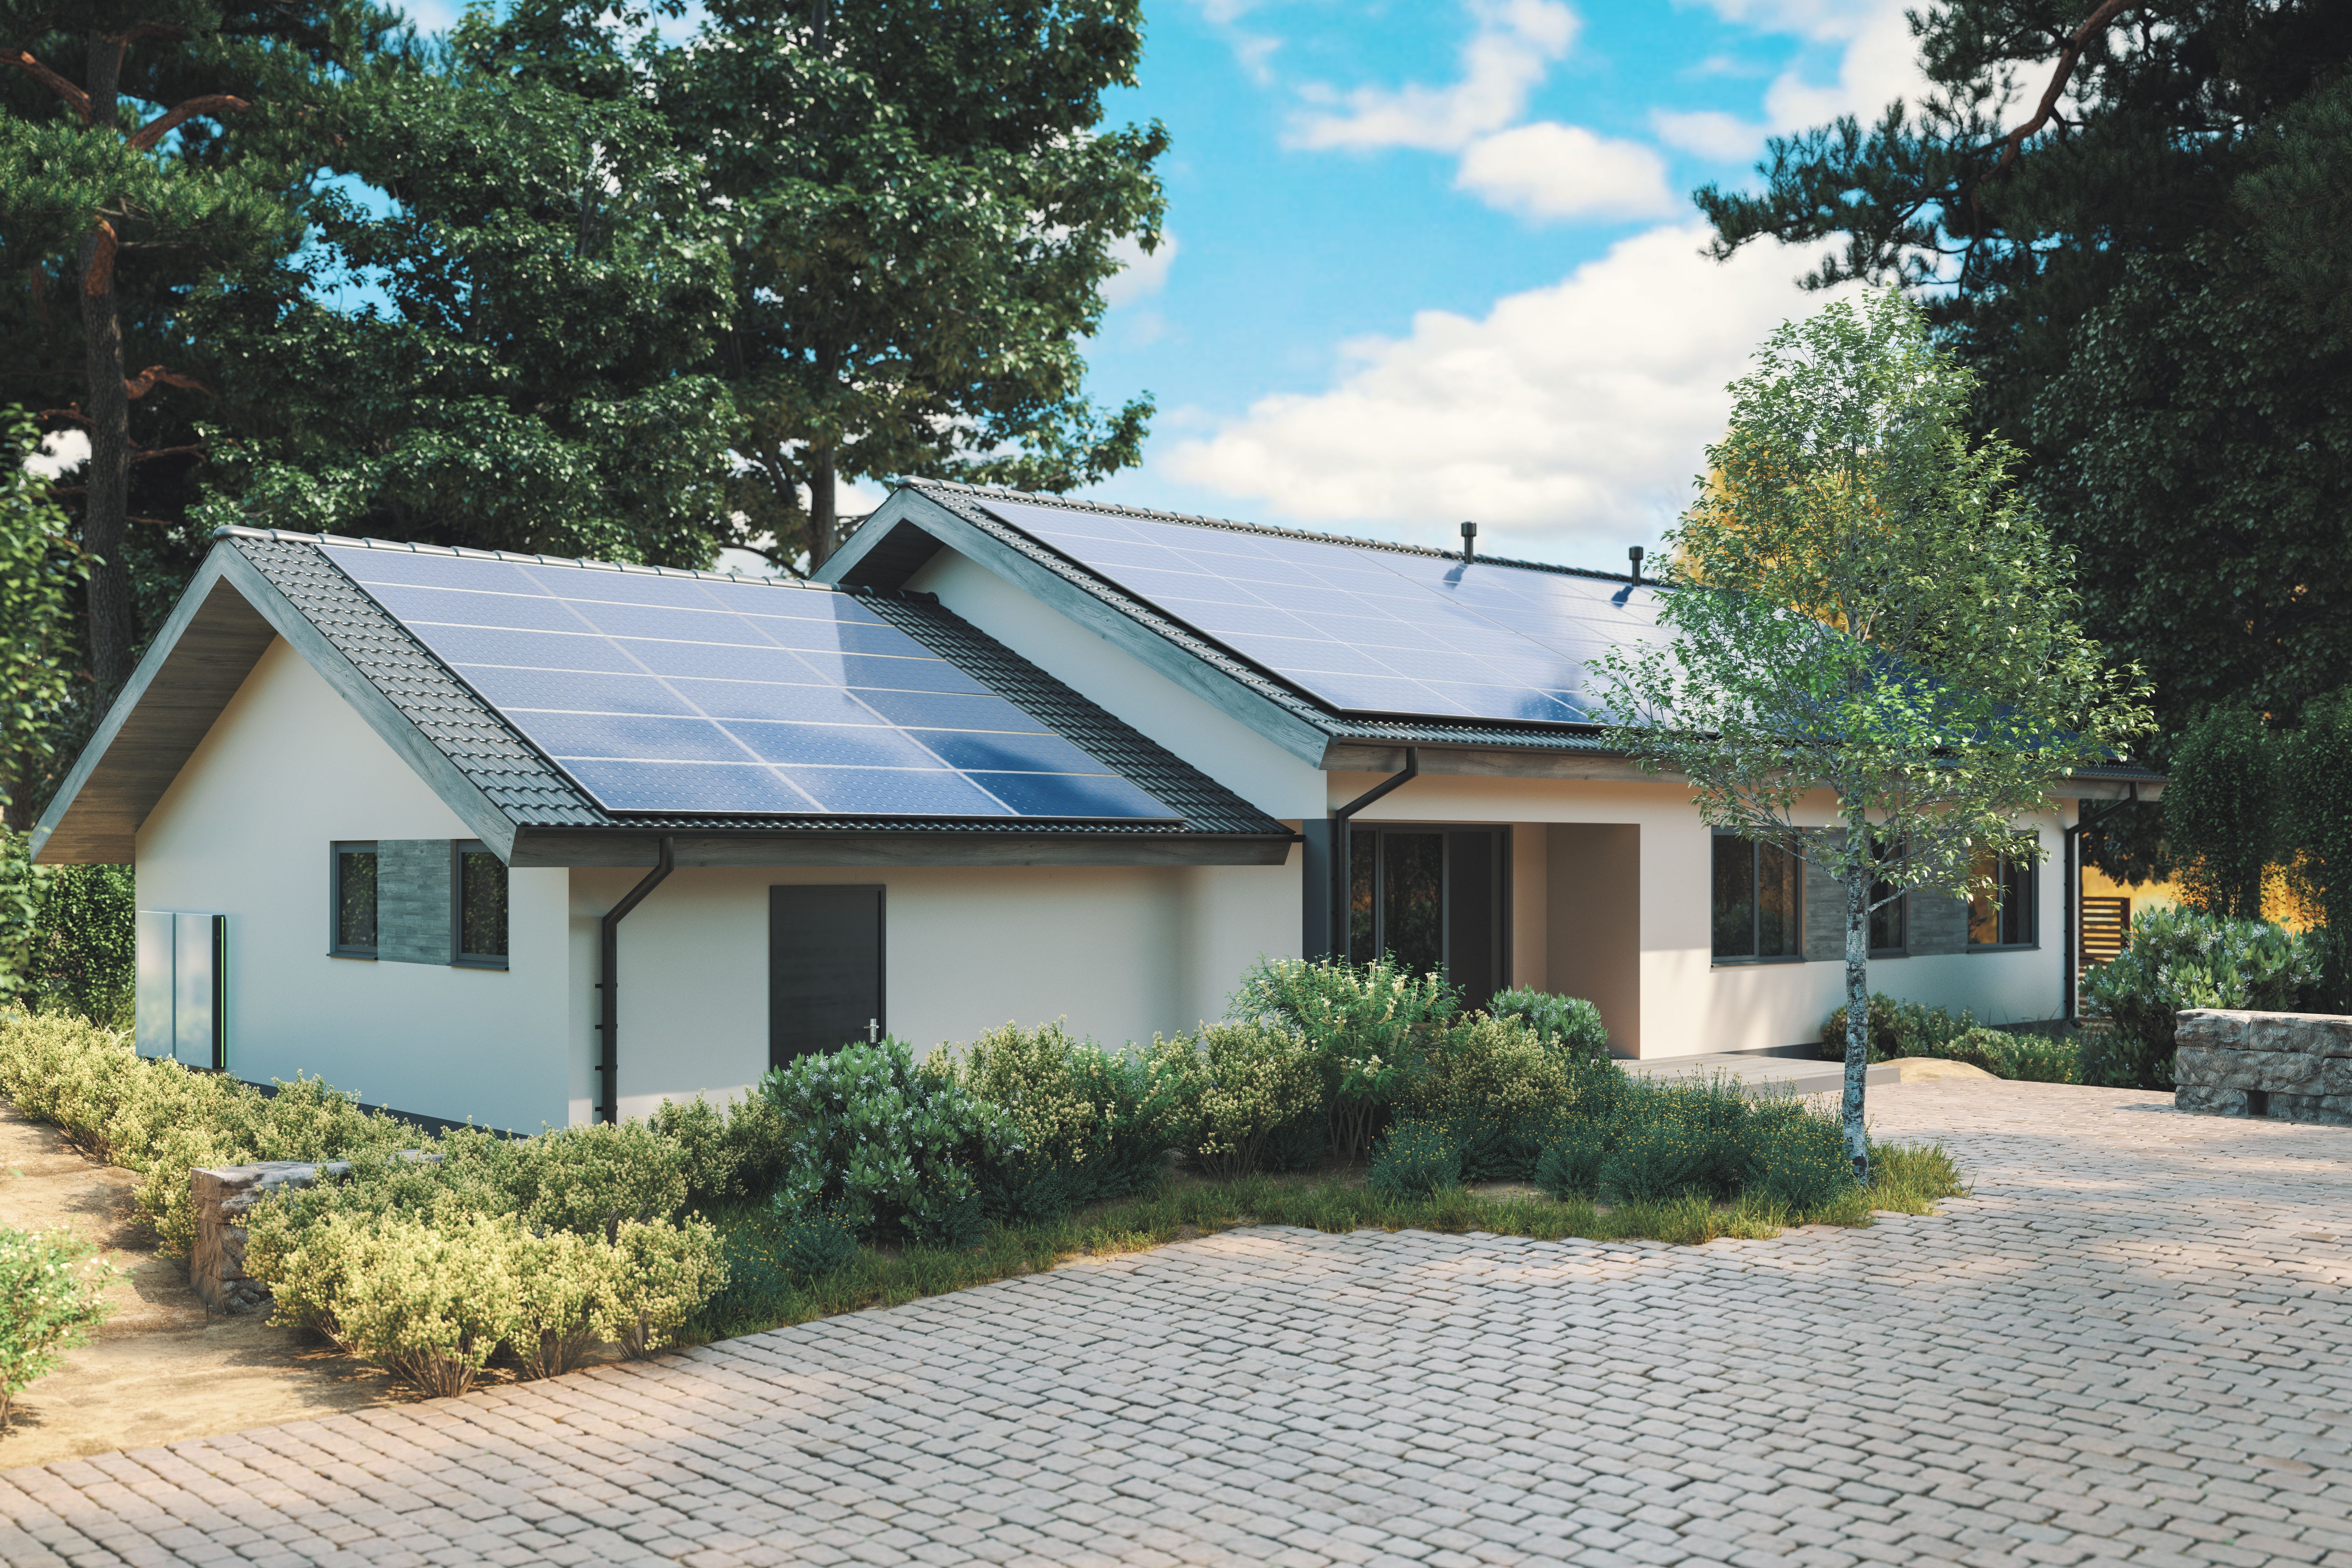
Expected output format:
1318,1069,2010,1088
770,885,885,1069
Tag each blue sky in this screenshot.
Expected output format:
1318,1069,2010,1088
1054,0,1926,572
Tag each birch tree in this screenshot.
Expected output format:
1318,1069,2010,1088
1593,291,2150,1179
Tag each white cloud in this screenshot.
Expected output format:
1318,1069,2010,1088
1101,231,1178,307
24,429,88,480
1288,0,1578,154
1454,123,1678,221
1161,223,1861,546
1651,108,1766,160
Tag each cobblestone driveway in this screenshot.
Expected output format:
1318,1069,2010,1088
5,1080,2349,1568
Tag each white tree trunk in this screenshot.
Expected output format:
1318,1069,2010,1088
1841,865,1872,1184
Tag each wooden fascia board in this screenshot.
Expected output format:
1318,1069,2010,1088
209,550,522,861
833,491,1335,767
31,552,273,862
1320,742,1668,784
1319,741,2164,802
817,490,941,587
508,828,1296,869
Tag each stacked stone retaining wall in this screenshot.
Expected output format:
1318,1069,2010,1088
2173,1009,2352,1125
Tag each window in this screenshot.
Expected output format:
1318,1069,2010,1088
1344,825,1506,1010
1712,833,1802,962
1869,836,1906,957
332,843,378,957
454,842,509,967
1969,848,2037,948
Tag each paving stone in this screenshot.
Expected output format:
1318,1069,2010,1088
5,1082,2349,1565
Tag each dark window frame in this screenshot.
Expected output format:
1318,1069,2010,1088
330,842,379,959
451,840,510,970
1869,835,1908,959
1711,830,1805,966
1968,847,2040,950
1344,822,1511,1008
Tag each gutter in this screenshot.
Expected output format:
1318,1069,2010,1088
1329,747,1420,959
597,836,675,1124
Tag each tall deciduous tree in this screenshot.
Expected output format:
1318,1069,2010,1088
0,0,397,692
1593,293,2150,1176
656,0,1164,573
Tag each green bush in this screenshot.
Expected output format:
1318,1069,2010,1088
1599,1117,1721,1204
1147,1021,1321,1179
1531,1120,1607,1199
1364,1118,1460,1197
1944,1026,2080,1084
1230,955,1460,1161
504,1120,691,1241
1817,994,1978,1063
1744,1102,1856,1210
1406,1014,1589,1181
1488,987,1610,1060
1596,1076,1760,1204
760,1037,1005,1246
928,1020,1168,1220
324,1211,524,1397
0,1225,112,1426
2079,906,2321,1088
0,1012,417,1255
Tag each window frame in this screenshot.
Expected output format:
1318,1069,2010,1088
1868,835,1908,959
450,840,510,970
1968,848,2040,951
329,842,379,959
1710,830,1805,967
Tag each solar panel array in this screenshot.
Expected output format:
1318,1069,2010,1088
977,499,1671,725
323,546,1178,821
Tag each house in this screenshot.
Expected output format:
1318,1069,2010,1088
30,482,2161,1129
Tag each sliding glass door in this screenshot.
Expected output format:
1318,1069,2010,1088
1346,825,1507,1010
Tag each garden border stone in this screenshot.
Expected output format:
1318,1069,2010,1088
2172,1008,2352,1124
190,1150,436,1313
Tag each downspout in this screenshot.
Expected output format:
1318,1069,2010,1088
2063,785,2137,1022
1331,748,1420,959
598,836,675,1124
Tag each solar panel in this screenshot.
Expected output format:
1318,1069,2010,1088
976,498,1670,725
324,547,1179,821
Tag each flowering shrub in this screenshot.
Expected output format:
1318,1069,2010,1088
1743,1101,1857,1210
1406,1014,1581,1179
760,1037,1006,1246
2079,908,2321,1088
1147,1021,1320,1179
927,1020,1168,1216
0,1225,111,1426
1364,1118,1460,1197
1532,1120,1607,1199
652,1091,795,1208
502,1121,690,1242
1230,956,1460,1160
1489,987,1610,1061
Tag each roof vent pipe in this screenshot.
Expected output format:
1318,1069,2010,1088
1628,546,1645,583
1460,521,1477,562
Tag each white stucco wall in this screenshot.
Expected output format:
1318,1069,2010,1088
571,856,1302,1124
1337,771,2068,1058
134,639,573,1130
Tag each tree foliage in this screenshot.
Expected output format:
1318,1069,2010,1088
0,409,88,828
656,0,1163,572
0,0,404,692
1696,0,2352,878
2161,702,2276,919
1594,291,2150,1174
188,0,739,562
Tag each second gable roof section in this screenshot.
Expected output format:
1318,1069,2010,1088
825,481,1650,771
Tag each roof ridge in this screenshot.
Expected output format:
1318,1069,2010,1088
905,479,1646,588
211,526,839,593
